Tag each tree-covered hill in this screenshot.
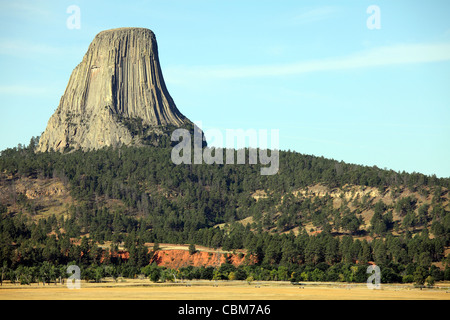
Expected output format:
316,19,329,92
0,138,449,284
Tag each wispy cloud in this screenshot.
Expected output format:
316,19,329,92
290,6,340,25
0,85,55,97
0,39,62,56
165,42,450,82
0,0,52,18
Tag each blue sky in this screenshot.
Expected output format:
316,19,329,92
0,0,449,177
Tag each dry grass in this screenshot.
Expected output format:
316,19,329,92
1,280,449,300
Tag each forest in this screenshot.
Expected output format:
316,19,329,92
0,137,449,286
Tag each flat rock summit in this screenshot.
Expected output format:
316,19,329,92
37,27,192,152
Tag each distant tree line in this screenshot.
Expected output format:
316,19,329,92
0,138,449,285
1,206,449,285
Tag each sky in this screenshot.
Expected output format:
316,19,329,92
0,0,449,177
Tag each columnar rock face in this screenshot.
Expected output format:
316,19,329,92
37,27,190,152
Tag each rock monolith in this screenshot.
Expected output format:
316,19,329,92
37,27,193,152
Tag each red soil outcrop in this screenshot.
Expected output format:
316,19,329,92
99,244,257,269
150,250,256,269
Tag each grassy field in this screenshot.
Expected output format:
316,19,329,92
1,280,449,300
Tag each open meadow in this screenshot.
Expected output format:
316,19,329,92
1,280,449,300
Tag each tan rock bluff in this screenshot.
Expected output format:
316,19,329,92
37,27,191,152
